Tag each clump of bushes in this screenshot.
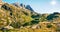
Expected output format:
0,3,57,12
47,24,52,28
46,13,59,20
31,20,39,25
10,22,21,28
23,19,40,27
2,4,12,11
31,14,40,18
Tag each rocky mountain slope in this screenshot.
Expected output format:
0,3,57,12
0,3,60,32
0,3,41,29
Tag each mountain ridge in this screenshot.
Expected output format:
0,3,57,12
12,3,34,12
0,2,60,32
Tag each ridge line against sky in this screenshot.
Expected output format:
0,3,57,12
3,0,60,14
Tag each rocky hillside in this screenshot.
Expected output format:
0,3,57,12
0,3,60,32
0,3,41,29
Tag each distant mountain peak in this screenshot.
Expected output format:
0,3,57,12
12,3,34,12
25,5,34,11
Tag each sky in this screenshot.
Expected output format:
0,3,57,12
3,0,60,14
